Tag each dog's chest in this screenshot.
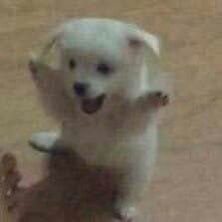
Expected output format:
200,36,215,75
63,109,156,166
64,112,125,145
65,108,151,143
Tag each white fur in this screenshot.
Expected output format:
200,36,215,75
29,18,168,220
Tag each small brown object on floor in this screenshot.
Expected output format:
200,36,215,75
1,153,17,174
0,153,22,211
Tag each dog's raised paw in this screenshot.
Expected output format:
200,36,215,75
114,205,137,222
149,91,169,107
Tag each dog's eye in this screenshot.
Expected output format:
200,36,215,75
69,59,76,69
96,63,113,75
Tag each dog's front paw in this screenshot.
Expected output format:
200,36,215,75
149,91,169,107
114,202,138,222
29,131,59,152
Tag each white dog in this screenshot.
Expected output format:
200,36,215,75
28,18,169,221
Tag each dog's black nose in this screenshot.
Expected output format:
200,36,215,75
73,82,88,97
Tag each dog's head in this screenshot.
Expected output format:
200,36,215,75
33,18,161,114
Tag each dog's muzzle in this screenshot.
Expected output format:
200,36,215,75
80,94,106,114
73,83,106,114
73,82,88,97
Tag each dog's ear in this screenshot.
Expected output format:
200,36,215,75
28,30,62,81
128,31,161,57
29,26,64,71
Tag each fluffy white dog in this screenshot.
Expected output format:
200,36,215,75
28,18,169,221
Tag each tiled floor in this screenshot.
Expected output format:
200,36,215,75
0,0,222,221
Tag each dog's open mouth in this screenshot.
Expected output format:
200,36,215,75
80,94,106,114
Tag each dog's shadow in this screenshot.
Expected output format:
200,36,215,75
1,148,123,222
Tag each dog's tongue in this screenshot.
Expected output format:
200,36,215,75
81,95,105,114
